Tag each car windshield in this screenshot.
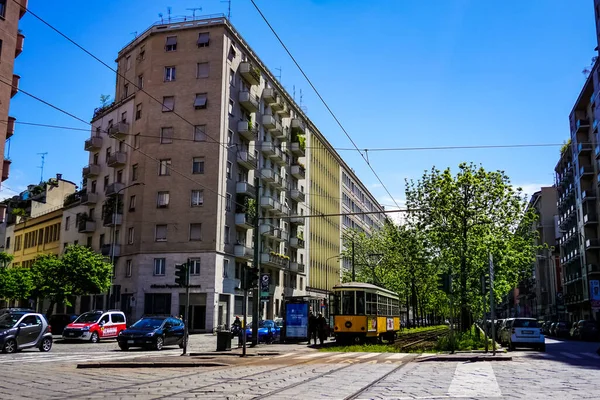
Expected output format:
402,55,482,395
0,313,24,329
131,318,165,330
74,312,102,323
513,319,538,328
259,320,275,328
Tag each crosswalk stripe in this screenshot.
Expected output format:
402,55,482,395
560,352,582,359
356,353,379,359
449,362,501,397
385,353,408,360
294,352,328,359
274,352,298,358
323,352,349,359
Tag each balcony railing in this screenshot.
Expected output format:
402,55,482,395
290,189,305,203
2,160,11,182
84,136,103,151
234,245,253,260
239,62,261,85
260,224,281,239
263,88,279,104
580,165,594,177
103,212,123,227
290,142,305,156
235,213,255,229
290,213,305,225
270,145,284,164
83,164,100,178
260,196,275,209
78,219,96,233
11,74,20,98
575,118,590,133
239,91,259,112
237,120,258,141
105,182,125,196
108,122,130,139
107,152,127,167
586,238,600,249
583,213,598,225
578,143,593,155
81,192,98,205
291,118,305,135
260,167,276,182
262,115,282,133
290,262,306,274
101,244,121,257
582,189,596,200
237,151,257,170
290,237,305,248
6,116,15,140
260,252,288,268
260,141,276,156
291,165,306,179
19,0,28,19
236,181,255,197
15,33,24,57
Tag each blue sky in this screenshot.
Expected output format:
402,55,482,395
4,0,597,209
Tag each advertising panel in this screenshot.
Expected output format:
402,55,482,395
260,274,270,300
285,303,308,338
590,280,600,308
368,317,377,332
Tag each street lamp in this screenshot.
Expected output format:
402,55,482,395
107,182,144,309
325,255,342,291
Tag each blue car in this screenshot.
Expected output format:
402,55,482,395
245,320,281,343
117,316,185,351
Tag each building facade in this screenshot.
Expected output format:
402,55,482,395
0,0,27,188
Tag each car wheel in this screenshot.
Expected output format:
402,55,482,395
90,332,99,343
39,337,52,352
3,339,17,354
179,342,184,349
539,344,546,352
154,336,164,351
119,344,129,351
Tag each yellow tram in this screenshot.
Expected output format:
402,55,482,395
329,282,401,344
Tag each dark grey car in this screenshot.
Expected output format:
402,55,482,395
0,312,53,353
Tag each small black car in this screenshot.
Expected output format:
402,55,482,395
48,313,78,336
117,316,184,351
0,312,53,353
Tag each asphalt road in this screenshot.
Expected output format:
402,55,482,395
0,336,598,399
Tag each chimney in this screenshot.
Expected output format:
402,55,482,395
56,173,62,181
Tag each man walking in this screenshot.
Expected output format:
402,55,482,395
308,312,317,345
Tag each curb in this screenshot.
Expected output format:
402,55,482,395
417,355,512,362
77,361,228,369
189,351,281,357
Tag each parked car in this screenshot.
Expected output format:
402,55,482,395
48,314,78,336
502,318,545,351
0,311,53,353
494,319,505,341
570,320,599,341
62,310,127,343
553,321,570,338
117,316,185,351
498,318,513,345
245,320,281,343
0,308,34,317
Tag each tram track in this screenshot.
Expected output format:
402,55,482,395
395,327,449,351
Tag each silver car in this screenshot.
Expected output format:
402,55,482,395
0,312,53,353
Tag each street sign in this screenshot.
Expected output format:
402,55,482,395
260,273,270,300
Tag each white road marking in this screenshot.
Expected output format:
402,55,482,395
274,352,298,358
324,352,354,360
385,353,409,360
356,353,379,359
294,352,329,359
448,362,501,398
560,352,582,359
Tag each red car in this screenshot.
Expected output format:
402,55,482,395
62,310,127,343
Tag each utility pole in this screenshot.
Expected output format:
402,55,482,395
351,239,355,281
241,266,248,356
489,253,496,356
251,176,261,346
183,263,190,355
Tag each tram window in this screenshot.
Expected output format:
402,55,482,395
377,297,385,315
330,293,340,315
356,291,365,315
366,292,377,315
342,291,355,315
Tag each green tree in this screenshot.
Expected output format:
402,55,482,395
0,262,34,302
405,163,539,331
31,245,112,316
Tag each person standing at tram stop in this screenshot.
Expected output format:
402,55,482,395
317,313,328,346
308,312,318,345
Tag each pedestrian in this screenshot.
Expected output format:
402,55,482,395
317,313,327,346
308,312,317,345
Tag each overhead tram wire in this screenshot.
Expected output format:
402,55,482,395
248,0,401,210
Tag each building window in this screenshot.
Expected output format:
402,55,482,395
228,45,236,61
226,193,232,211
127,227,134,244
228,130,233,145
224,226,230,244
192,157,205,174
223,259,229,278
125,260,132,277
165,36,177,52
197,62,209,78
103,175,109,189
139,45,145,60
0,1,5,19
153,258,166,276
65,216,70,231
191,190,204,206
190,223,202,241
155,224,167,242
134,133,140,149
157,191,170,208
189,259,201,275
228,99,234,116
159,159,171,176
162,96,175,112
194,125,206,142
135,104,142,120
160,127,173,144
132,164,138,181
106,147,111,162
164,66,176,82
137,75,143,89
121,112,127,123
123,84,129,98
129,195,136,211
126,55,131,70
197,32,210,47
229,69,235,87
194,93,207,109
116,169,123,183
99,233,105,247
226,162,232,179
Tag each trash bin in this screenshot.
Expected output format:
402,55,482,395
216,331,232,351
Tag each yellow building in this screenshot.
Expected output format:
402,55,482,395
11,209,62,268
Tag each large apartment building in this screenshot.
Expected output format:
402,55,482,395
0,0,27,191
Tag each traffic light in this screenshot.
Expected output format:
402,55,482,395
175,263,189,287
481,273,490,294
244,266,259,290
438,273,451,294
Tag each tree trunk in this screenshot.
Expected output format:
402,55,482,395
460,225,469,332
45,299,56,318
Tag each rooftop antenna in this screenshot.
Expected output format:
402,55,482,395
220,0,231,19
130,31,138,38
275,67,282,82
158,12,164,23
187,7,202,20
299,89,303,107
167,7,172,23
37,152,48,183
293,85,296,100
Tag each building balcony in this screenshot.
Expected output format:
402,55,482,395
582,189,596,201
239,91,259,113
262,115,282,133
289,262,306,274
101,244,121,257
19,0,28,18
260,196,275,209
586,238,600,249
237,151,257,170
261,252,288,269
84,136,103,151
236,181,256,198
576,118,590,134
271,199,283,216
588,263,600,274
580,165,594,178
11,74,20,98
277,102,290,117
108,122,130,139
290,189,305,203
234,245,253,260
239,62,261,85
263,88,279,105
291,165,306,179
260,141,276,156
290,213,305,225
290,237,305,249
103,212,123,227
237,120,258,141
77,219,96,233
583,213,598,226
260,224,281,239
15,33,24,58
2,159,11,182
270,146,284,164
270,97,284,112
578,143,593,156
273,173,285,190
260,167,276,182
105,182,125,196
81,192,98,205
291,118,305,135
107,152,127,168
290,142,305,157
235,213,255,229
6,116,15,140
82,164,100,178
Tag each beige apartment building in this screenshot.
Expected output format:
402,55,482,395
0,0,27,191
